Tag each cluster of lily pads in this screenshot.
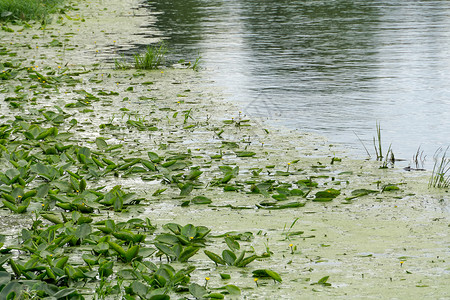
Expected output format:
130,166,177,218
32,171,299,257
0,55,295,298
0,18,411,299
0,110,285,299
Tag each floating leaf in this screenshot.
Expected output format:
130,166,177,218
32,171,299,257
95,137,108,150
252,269,282,282
382,184,400,192
208,293,224,299
179,246,199,262
75,223,92,240
204,250,226,266
225,237,240,252
313,189,340,202
189,283,207,299
225,285,241,295
180,183,193,196
0,271,11,286
148,152,161,163
313,275,331,286
346,189,378,200
191,196,212,205
296,179,318,188
222,250,236,265
125,245,140,262
235,151,256,157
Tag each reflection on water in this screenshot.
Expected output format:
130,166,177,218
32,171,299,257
141,0,450,165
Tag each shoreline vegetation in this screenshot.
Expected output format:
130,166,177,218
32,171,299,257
0,0,448,299
0,0,66,23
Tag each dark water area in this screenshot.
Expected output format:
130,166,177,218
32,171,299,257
138,0,450,167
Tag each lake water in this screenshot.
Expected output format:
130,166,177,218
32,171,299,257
139,0,450,167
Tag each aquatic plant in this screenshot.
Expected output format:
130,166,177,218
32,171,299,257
0,0,66,22
191,55,201,71
429,146,450,188
411,146,426,170
133,43,167,70
114,55,130,70
373,122,383,161
204,237,258,267
380,144,394,169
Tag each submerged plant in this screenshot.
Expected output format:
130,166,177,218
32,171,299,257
133,43,167,70
429,146,450,188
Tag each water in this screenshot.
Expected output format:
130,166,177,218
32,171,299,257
139,0,450,167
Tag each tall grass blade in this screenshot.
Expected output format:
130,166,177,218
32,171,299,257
429,146,450,188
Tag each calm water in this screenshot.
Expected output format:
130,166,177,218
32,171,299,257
139,0,450,166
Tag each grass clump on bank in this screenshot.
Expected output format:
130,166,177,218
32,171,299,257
0,0,65,22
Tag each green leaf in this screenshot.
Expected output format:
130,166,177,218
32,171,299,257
98,261,114,278
225,285,241,295
235,151,256,157
152,188,166,196
113,196,123,211
318,276,329,284
179,246,199,262
149,295,170,300
314,188,340,202
113,231,135,243
189,283,207,299
382,184,400,192
186,169,203,181
252,269,282,282
95,137,108,150
53,288,77,299
2,200,18,213
0,282,22,300
236,254,257,267
225,237,240,251
5,169,20,181
272,194,288,201
75,223,92,239
191,196,212,204
0,271,11,286
181,224,197,239
131,280,149,298
207,293,224,299
82,254,98,266
148,152,161,163
125,245,140,262
155,233,179,245
265,269,282,282
222,250,236,265
204,250,226,266
108,241,127,257
154,243,175,259
180,183,193,196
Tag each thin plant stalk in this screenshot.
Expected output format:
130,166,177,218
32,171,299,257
429,146,450,188
373,122,383,161
353,131,371,158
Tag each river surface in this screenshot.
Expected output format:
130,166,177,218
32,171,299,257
138,0,450,166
